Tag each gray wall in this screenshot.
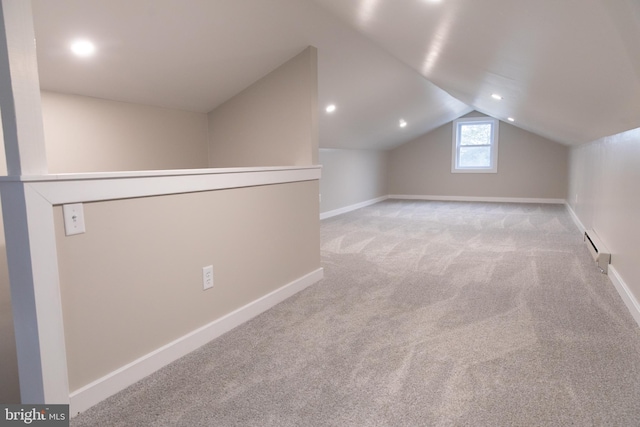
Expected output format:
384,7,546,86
388,113,568,199
50,46,322,391
1,93,211,403
568,127,640,305
0,115,18,403
1,47,321,402
0,198,19,404
55,181,319,390
319,149,388,213
41,92,210,173
208,47,318,167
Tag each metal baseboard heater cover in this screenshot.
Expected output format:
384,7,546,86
584,229,611,274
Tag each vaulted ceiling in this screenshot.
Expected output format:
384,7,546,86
31,0,640,150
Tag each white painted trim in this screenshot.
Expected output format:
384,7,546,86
564,202,587,234
69,268,324,416
0,165,320,182
1,0,69,404
608,266,640,329
25,185,70,404
389,195,566,204
560,203,638,329
0,0,48,176
564,205,639,328
320,196,389,220
321,195,568,221
1,184,69,404
18,166,321,205
451,116,499,174
0,165,321,406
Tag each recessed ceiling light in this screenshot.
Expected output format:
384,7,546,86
399,119,407,128
71,39,95,57
491,93,503,100
507,117,515,122
325,104,336,113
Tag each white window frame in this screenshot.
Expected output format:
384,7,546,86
451,116,499,173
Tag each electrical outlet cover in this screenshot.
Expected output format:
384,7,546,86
202,265,214,290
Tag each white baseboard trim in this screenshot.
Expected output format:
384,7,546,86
564,204,639,329
565,202,587,234
69,267,324,416
608,266,640,329
389,194,566,204
320,196,389,220
321,195,567,220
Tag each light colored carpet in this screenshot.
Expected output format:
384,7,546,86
71,200,640,426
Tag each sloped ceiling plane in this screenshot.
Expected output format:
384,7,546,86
31,0,640,150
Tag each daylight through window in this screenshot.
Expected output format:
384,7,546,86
452,117,499,173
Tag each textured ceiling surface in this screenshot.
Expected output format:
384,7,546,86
31,0,640,148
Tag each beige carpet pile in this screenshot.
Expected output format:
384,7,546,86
72,200,640,426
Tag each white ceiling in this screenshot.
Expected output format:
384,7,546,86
31,0,640,149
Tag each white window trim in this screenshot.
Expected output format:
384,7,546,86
451,116,499,173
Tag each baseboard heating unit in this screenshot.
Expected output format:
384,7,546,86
584,229,611,274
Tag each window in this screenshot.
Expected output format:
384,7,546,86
452,116,499,173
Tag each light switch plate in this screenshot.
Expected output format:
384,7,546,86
63,203,86,236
